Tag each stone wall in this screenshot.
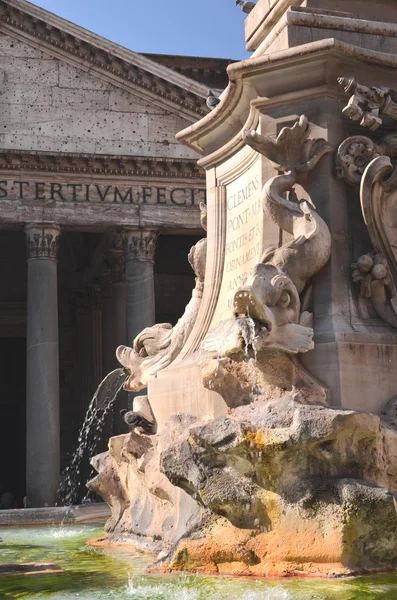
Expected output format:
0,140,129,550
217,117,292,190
0,34,197,159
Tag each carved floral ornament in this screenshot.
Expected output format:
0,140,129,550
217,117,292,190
122,229,159,263
338,76,397,328
25,225,61,260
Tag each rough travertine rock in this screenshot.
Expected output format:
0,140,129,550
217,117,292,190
88,413,205,555
90,397,397,576
158,398,397,576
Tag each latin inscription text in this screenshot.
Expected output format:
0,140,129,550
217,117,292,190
0,180,206,206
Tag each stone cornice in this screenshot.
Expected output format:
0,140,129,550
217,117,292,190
177,38,397,157
0,0,209,121
0,150,204,180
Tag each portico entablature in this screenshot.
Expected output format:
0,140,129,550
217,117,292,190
0,150,206,233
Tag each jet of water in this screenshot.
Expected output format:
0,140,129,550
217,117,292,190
236,316,257,360
59,368,128,506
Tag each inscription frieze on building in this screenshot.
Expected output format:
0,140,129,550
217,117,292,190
0,180,206,207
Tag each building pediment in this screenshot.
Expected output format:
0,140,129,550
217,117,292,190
0,0,210,122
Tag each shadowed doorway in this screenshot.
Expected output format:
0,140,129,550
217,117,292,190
0,337,26,506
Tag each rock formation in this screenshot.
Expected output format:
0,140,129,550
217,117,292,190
89,396,397,576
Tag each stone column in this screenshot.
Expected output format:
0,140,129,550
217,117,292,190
123,229,158,347
101,245,127,434
25,224,61,508
89,285,103,398
102,246,126,377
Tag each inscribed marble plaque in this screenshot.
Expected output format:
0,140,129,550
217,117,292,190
211,157,264,326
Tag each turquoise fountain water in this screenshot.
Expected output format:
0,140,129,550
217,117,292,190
1,524,397,599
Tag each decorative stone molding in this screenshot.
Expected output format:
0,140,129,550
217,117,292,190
25,224,61,260
0,1,207,120
336,134,397,185
338,76,397,130
336,83,397,328
123,229,159,263
0,150,204,180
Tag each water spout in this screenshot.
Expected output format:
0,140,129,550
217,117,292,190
236,316,257,360
59,368,128,506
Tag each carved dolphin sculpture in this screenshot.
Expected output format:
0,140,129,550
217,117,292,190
202,264,314,358
243,117,332,293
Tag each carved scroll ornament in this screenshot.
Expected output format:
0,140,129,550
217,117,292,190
336,134,397,185
339,76,397,131
356,156,397,327
337,75,397,328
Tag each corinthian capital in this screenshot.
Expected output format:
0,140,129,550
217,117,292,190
123,229,159,263
25,224,61,260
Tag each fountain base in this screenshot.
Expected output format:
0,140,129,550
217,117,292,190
90,396,397,577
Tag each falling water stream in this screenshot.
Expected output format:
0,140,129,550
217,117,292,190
236,316,257,360
59,368,128,506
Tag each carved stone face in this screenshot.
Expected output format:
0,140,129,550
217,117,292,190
232,263,303,351
234,263,300,320
116,345,146,392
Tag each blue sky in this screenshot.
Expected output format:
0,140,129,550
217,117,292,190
30,0,250,60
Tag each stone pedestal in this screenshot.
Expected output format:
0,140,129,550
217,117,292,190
25,224,61,508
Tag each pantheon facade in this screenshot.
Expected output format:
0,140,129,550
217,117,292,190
0,0,233,506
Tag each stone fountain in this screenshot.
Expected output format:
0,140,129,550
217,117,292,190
88,0,397,578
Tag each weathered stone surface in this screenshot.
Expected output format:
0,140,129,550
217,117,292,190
91,396,397,575
117,231,207,392
154,398,397,575
0,34,197,159
88,418,205,555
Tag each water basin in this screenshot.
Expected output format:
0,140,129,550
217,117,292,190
1,524,397,599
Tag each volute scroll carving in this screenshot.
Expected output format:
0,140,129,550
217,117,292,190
336,134,397,186
338,76,397,131
356,156,397,327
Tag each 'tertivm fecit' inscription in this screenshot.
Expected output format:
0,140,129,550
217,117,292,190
0,180,206,206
